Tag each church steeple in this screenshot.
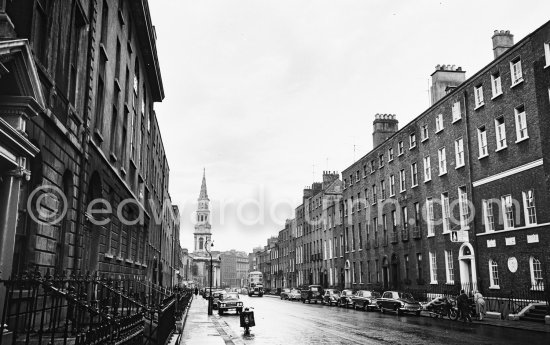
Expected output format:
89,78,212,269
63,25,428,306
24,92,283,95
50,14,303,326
199,168,208,200
194,169,212,253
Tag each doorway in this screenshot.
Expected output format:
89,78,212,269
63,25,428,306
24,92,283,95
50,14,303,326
459,243,477,292
391,254,399,290
382,257,389,290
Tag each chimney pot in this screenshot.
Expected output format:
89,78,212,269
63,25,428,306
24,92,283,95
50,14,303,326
492,30,514,59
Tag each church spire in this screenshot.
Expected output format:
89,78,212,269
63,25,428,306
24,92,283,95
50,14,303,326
199,168,208,200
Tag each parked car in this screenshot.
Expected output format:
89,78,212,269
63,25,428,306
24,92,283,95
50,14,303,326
287,289,301,301
377,291,422,315
212,290,226,310
218,292,244,315
301,285,324,304
322,289,341,306
280,288,292,300
337,289,355,308
352,290,381,311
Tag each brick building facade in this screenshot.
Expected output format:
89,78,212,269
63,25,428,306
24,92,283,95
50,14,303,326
254,20,550,299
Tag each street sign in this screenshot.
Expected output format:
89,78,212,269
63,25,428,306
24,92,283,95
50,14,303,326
450,230,469,243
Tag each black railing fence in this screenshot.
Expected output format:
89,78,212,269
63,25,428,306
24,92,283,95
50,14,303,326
369,281,549,318
0,268,192,345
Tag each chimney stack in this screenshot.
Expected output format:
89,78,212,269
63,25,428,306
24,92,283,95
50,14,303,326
430,65,466,105
492,30,514,59
373,114,398,148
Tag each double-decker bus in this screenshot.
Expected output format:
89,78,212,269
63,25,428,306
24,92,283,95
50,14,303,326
247,271,263,297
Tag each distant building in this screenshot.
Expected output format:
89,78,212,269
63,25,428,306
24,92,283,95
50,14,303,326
220,250,249,288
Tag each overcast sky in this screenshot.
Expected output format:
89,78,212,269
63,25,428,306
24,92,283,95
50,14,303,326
148,0,550,253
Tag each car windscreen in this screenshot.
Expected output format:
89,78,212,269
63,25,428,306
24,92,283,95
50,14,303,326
224,293,239,300
399,292,414,300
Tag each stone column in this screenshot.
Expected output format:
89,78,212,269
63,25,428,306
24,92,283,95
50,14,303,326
0,168,23,321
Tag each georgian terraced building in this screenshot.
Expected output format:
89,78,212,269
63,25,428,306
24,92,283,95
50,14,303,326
0,0,181,296
255,20,550,298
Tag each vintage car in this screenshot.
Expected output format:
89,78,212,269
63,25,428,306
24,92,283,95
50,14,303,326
301,285,324,304
212,290,226,310
280,288,292,300
218,292,244,315
321,289,341,306
352,290,381,311
287,289,301,301
337,289,355,308
376,291,422,315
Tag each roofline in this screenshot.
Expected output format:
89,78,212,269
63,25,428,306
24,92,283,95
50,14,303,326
130,0,164,102
342,19,550,175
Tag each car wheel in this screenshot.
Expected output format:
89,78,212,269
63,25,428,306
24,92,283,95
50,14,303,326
380,306,385,314
364,304,369,311
219,310,224,316
395,307,402,315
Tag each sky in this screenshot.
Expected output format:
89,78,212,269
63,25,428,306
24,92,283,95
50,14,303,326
148,0,550,253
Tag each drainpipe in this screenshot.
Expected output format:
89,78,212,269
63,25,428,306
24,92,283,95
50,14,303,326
462,89,481,292
74,0,97,273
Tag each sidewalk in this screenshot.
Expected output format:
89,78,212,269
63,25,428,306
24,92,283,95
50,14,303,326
178,295,244,345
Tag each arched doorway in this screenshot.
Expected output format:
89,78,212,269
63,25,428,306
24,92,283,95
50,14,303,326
344,260,351,288
459,243,477,292
391,254,400,289
382,257,389,290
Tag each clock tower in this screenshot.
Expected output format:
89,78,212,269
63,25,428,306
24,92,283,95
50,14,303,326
194,169,212,253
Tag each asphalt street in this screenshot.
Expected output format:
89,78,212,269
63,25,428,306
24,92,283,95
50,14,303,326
215,295,550,345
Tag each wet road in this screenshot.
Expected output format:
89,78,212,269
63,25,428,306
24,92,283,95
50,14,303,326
217,295,549,345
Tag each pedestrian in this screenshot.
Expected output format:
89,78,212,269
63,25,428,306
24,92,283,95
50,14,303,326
457,289,472,322
194,286,199,295
473,290,486,321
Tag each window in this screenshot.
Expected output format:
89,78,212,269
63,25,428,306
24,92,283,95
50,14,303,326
414,202,420,226
529,257,544,290
363,164,367,178
478,126,488,158
404,255,410,280
483,200,495,232
495,117,507,150
380,180,386,200
411,163,418,187
356,171,360,183
489,260,500,288
359,261,363,283
398,141,404,155
371,160,376,173
452,101,461,122
441,193,450,233
458,187,468,229
491,72,502,98
445,250,454,284
502,194,514,229
349,175,353,186
95,55,107,134
423,156,431,182
389,175,395,196
351,226,355,251
379,154,384,168
358,223,363,250
429,252,437,284
421,124,429,141
515,105,528,141
545,43,550,67
474,85,484,108
109,106,118,154
438,147,447,175
510,57,523,86
372,184,377,204
455,138,465,168
100,0,109,46
426,198,434,236
352,262,356,283
402,206,408,229
435,114,444,132
399,169,406,192
409,133,416,149
388,147,394,161
523,190,537,225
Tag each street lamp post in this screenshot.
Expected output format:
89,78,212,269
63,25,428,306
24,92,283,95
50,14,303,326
205,239,214,315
